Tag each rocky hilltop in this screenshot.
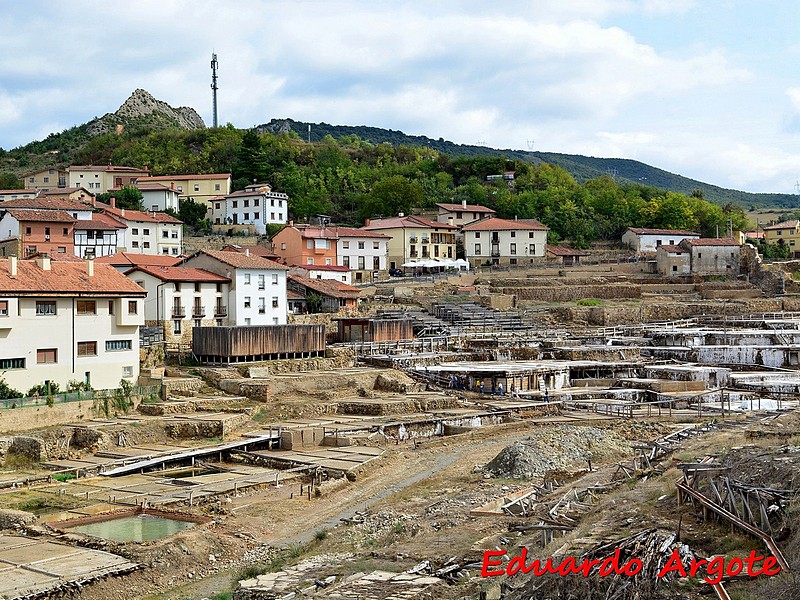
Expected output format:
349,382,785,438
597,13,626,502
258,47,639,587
86,89,205,136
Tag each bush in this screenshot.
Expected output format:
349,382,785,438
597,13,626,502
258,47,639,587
26,382,61,397
0,377,21,401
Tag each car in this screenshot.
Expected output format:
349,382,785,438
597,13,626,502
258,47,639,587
388,268,404,277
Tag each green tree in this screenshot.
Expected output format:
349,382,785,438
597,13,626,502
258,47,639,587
96,185,143,210
0,376,21,401
0,172,23,189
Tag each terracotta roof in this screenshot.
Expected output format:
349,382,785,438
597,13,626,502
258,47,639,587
680,237,740,247
88,213,127,229
362,215,457,230
0,197,93,211
0,189,33,195
101,206,182,224
125,266,230,283
191,249,288,271
625,227,699,236
435,203,496,213
546,245,589,256
96,252,182,267
74,219,122,231
462,217,549,231
656,244,685,253
69,165,149,173
221,244,281,259
132,182,177,192
763,220,800,230
295,264,351,272
331,226,390,239
0,259,147,296
288,274,361,298
26,252,84,262
39,187,94,197
145,173,231,182
287,290,306,301
288,226,388,240
4,209,76,223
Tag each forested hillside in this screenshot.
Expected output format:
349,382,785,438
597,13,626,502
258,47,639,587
1,125,752,247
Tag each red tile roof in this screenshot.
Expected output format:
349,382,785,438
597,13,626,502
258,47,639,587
74,219,122,231
0,189,32,195
88,213,127,229
39,187,92,196
680,237,740,247
0,259,147,296
125,266,230,283
362,215,457,230
295,264,351,272
101,206,182,224
546,245,589,256
0,197,93,211
625,227,699,236
4,209,76,223
96,252,183,267
763,220,800,230
462,217,548,231
221,244,281,259
657,244,685,253
192,249,288,270
287,274,361,298
69,165,149,173
145,173,230,182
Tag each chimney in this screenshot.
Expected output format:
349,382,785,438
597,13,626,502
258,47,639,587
87,257,95,277
9,256,17,277
289,219,294,227
398,212,405,218
462,199,467,209
91,196,96,207
514,215,518,220
364,218,370,227
121,208,126,217
110,197,116,209
36,254,51,271
245,248,250,257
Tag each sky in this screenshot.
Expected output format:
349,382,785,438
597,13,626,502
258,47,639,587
2,0,799,194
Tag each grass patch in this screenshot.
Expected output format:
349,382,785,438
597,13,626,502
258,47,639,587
210,593,232,600
51,473,76,483
4,452,37,470
576,298,604,306
314,529,328,542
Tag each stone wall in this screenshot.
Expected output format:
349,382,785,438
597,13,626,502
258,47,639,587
503,284,641,302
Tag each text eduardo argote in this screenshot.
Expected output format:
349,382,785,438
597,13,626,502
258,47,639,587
481,547,781,585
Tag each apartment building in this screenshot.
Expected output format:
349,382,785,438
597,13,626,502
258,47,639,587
361,215,457,270
211,183,288,233
144,173,231,208
0,256,146,392
462,217,549,266
100,202,183,256
0,209,75,257
67,165,150,193
22,167,67,191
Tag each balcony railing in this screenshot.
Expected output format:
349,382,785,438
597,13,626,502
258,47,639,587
192,305,205,317
214,304,228,317
171,305,185,318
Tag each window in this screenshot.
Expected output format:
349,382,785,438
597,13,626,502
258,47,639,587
176,186,183,193
25,227,31,235
0,358,24,369
272,273,278,285
108,300,115,315
271,212,275,220
510,258,517,265
254,199,260,206
132,228,139,235
194,184,200,192
475,244,481,255
529,244,536,254
143,241,150,248
162,231,169,238
244,200,250,207
358,241,365,249
194,319,201,327
244,297,251,308
244,273,251,285
132,241,139,248
244,318,251,325
43,177,49,183
216,283,222,293
0,300,7,316
244,213,250,220
258,274,265,289
529,232,534,239
128,300,138,314
474,232,481,239
232,201,238,208
122,365,134,377
76,300,96,315
281,242,286,250
174,282,182,292
307,258,313,265
77,341,97,356
37,348,57,364
36,301,57,316
271,199,275,206
672,265,678,272
216,319,223,326
254,212,260,220
171,247,179,255
358,256,365,270
343,241,350,249
510,243,517,255
373,241,380,249
325,258,332,265
106,340,132,351
57,247,66,253
143,229,150,235
342,256,350,267
173,320,182,334
259,298,266,314
215,184,221,191
510,231,516,238
63,227,68,236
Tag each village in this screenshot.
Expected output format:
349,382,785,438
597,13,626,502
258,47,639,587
0,168,798,600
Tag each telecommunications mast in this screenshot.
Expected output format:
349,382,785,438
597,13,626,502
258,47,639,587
211,53,219,127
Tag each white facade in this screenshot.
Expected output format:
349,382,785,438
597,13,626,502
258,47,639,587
0,260,145,392
211,184,288,234
138,185,180,213
297,266,352,284
127,219,182,256
622,229,700,253
337,236,388,273
74,226,121,258
463,224,548,266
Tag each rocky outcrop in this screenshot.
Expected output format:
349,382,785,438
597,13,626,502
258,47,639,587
87,89,205,136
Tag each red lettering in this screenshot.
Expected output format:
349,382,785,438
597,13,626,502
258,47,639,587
704,556,725,585
581,558,602,576
623,558,643,576
507,548,527,576
689,557,708,578
726,557,743,577
481,550,506,577
532,557,560,576
761,556,781,577
745,550,767,576
598,548,623,576
657,549,688,579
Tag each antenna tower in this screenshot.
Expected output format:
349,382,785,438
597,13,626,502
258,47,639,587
795,180,800,195
210,53,219,128
526,139,535,151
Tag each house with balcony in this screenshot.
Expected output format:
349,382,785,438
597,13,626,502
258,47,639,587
124,265,231,346
361,215,457,270
99,200,183,256
181,249,288,326
0,209,76,258
271,224,338,267
0,255,146,392
211,183,288,233
462,217,549,266
144,173,231,210
435,200,496,228
67,165,150,194
22,167,67,191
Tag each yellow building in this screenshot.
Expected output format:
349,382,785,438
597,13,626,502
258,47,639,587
362,215,457,270
763,220,800,257
23,167,67,191
67,165,150,194
143,173,231,209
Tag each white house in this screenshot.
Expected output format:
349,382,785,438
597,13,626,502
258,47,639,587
211,183,288,234
124,265,231,345
0,256,146,392
181,249,289,326
462,217,549,266
100,201,183,256
435,201,496,228
74,213,127,258
0,196,94,220
622,228,700,254
291,264,352,284
133,182,180,213
334,227,390,283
